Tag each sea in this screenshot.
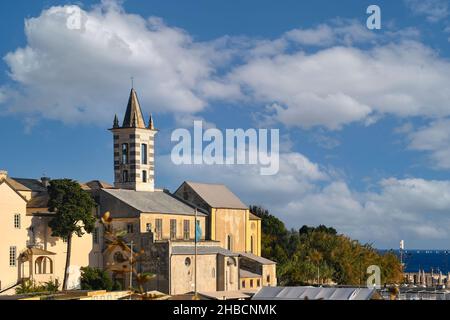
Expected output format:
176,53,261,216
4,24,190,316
380,250,450,274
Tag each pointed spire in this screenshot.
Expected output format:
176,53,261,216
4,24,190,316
148,114,155,130
113,114,119,128
122,88,146,128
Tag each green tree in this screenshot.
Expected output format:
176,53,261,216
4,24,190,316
251,205,403,286
47,179,96,290
80,267,113,291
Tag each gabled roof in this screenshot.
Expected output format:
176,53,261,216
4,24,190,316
122,88,146,128
102,189,207,216
249,212,261,220
181,181,248,209
0,179,28,202
85,180,113,190
171,246,239,257
10,178,47,192
5,178,31,191
239,252,276,265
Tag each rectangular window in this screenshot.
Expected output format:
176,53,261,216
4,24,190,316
127,223,134,234
93,228,99,244
122,143,129,164
9,246,16,267
250,279,254,288
142,170,147,183
242,280,246,289
146,223,152,233
141,144,148,165
170,219,177,240
155,219,163,240
14,214,21,229
257,279,261,287
183,220,190,240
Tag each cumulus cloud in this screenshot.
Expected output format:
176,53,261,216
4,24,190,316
408,119,450,169
228,41,450,130
1,2,239,124
405,0,449,22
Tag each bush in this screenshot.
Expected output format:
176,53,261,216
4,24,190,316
16,279,60,294
80,267,113,291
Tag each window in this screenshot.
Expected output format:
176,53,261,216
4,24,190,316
227,235,233,251
267,275,271,284
185,257,191,267
9,246,16,267
142,170,147,183
141,144,148,165
122,170,129,183
122,143,129,164
127,223,134,234
146,223,152,233
155,219,163,240
250,236,254,254
212,268,216,278
14,214,21,229
242,280,245,288
170,219,177,240
183,220,190,240
93,228,99,244
257,279,261,287
250,279,254,288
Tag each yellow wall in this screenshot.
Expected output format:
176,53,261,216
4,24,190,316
140,213,206,241
0,182,29,292
245,215,261,256
212,208,247,252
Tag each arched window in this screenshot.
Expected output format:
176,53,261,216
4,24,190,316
122,170,129,183
250,236,254,254
212,268,216,278
35,256,53,274
142,170,147,183
121,143,129,164
141,144,148,165
227,235,233,251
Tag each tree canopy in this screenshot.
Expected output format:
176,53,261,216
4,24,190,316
48,179,96,238
250,205,403,286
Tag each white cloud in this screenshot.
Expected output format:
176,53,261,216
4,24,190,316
228,41,450,130
408,119,450,169
405,0,449,22
1,3,238,124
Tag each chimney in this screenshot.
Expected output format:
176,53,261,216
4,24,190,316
0,170,7,181
41,176,51,188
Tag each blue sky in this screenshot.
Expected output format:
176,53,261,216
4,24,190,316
1,0,450,249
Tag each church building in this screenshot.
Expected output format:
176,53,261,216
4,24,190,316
0,88,276,296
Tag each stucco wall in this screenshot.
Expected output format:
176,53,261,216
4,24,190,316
0,182,29,292
213,208,247,252
170,254,217,295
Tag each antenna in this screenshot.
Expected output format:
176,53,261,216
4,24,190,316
131,76,134,89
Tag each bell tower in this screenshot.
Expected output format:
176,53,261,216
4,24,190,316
110,88,157,192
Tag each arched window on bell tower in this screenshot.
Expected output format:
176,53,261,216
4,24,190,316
122,170,129,183
121,143,129,164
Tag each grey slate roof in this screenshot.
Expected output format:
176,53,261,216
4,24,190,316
252,287,379,300
240,269,262,278
239,252,276,265
10,178,46,192
102,189,206,216
171,246,239,257
184,181,248,209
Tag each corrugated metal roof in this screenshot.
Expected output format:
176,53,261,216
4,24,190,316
252,286,378,300
103,189,206,216
184,181,248,209
239,252,276,265
171,246,239,257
